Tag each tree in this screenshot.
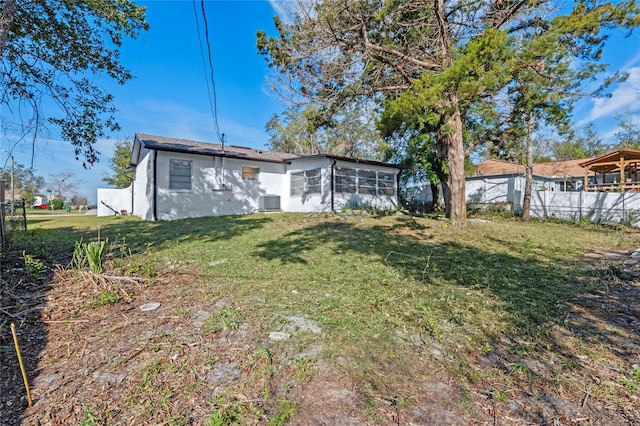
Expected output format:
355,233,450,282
551,124,606,160
265,107,326,155
103,139,134,188
1,162,44,204
326,102,387,160
0,1,148,167
266,102,387,160
258,0,640,226
47,171,78,201
614,113,640,149
70,194,88,207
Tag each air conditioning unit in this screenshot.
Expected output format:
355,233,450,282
259,195,281,212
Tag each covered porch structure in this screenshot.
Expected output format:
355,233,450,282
580,149,640,192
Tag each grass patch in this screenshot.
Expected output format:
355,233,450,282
10,212,640,424
203,307,244,332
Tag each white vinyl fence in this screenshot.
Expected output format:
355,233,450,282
466,176,640,226
529,190,640,225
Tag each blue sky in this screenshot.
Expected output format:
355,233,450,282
2,0,640,204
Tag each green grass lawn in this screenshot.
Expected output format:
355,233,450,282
8,212,640,424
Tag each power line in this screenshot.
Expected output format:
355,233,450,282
192,0,222,142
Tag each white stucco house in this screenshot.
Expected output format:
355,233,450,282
97,133,400,220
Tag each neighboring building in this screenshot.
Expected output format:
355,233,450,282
32,195,47,208
466,158,590,211
97,133,400,220
579,149,640,191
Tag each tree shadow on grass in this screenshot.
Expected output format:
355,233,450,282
254,219,570,330
1,214,272,425
25,214,274,259
252,218,639,421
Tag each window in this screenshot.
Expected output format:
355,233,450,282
358,170,377,194
335,167,356,193
335,168,395,195
291,171,305,196
169,160,192,190
378,172,395,195
242,166,260,181
306,168,321,194
290,168,322,196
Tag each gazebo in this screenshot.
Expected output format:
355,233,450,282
579,149,640,191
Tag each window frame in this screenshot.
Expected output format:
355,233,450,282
169,159,192,191
335,167,396,196
377,171,395,196
290,168,322,197
357,170,377,195
335,167,356,194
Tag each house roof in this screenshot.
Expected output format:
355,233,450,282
135,133,300,164
533,158,591,177
579,149,640,172
475,158,592,178
133,133,400,169
474,159,525,175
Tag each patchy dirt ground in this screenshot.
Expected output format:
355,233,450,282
1,246,639,425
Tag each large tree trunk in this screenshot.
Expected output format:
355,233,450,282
0,0,17,55
436,100,467,227
430,182,440,211
521,116,533,220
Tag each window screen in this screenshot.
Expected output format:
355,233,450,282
169,160,192,190
305,168,321,194
378,172,395,195
335,167,356,193
358,170,377,194
290,168,322,196
291,171,305,196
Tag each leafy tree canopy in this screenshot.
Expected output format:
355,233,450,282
266,102,387,160
258,0,640,225
0,0,148,167
1,162,44,204
551,124,607,160
614,112,640,149
103,138,133,188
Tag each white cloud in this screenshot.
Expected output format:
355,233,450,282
621,48,640,72
580,67,640,124
267,0,300,24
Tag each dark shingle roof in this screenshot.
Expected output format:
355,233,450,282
135,133,300,163
134,133,400,169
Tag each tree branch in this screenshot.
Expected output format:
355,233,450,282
361,22,441,71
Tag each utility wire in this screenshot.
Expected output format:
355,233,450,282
192,0,222,142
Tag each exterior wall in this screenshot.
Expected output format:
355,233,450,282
114,148,399,221
285,157,332,212
285,158,399,212
132,147,154,220
153,151,287,220
97,186,133,216
332,160,398,211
